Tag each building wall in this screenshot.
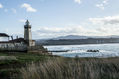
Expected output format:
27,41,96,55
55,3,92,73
0,37,9,41
24,27,32,41
0,43,26,47
24,25,35,46
0,42,27,52
29,40,35,46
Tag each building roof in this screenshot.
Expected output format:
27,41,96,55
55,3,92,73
0,38,26,43
9,38,27,43
0,33,9,37
26,20,30,25
24,20,31,28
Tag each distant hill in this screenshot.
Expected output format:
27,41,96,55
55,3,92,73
36,35,119,45
53,35,89,40
53,35,119,40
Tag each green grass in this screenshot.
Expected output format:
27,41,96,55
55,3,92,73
0,52,119,79
0,52,55,79
0,53,51,64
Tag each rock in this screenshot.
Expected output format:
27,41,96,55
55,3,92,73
87,50,99,52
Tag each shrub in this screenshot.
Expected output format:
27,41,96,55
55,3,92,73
20,58,119,79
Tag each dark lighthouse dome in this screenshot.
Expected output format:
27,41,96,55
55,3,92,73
24,20,31,28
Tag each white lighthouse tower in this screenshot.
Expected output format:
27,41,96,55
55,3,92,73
24,20,35,46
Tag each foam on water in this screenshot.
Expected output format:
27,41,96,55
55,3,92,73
44,44,119,58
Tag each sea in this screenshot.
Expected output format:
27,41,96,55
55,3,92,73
44,43,119,58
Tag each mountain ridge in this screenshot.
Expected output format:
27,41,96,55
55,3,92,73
36,35,119,45
50,35,119,40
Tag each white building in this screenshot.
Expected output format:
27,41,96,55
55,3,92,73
0,33,9,42
0,20,36,52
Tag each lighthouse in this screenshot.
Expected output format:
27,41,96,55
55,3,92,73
24,20,35,46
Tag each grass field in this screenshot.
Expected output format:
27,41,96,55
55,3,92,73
0,52,119,79
0,52,55,79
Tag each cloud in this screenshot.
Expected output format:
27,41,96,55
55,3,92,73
89,15,119,25
33,15,119,38
96,26,119,36
74,0,81,4
21,3,37,12
0,3,3,8
96,0,108,10
96,4,105,10
19,19,26,23
33,24,119,39
33,25,103,39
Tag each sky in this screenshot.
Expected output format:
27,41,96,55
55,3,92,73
0,0,119,39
